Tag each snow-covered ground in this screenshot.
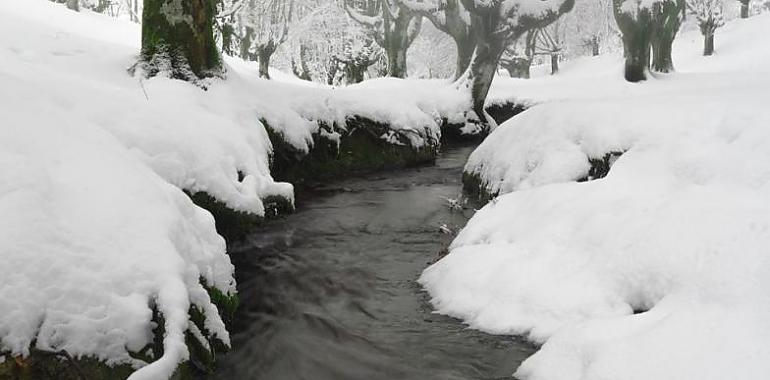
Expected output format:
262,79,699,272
422,14,770,380
0,0,467,378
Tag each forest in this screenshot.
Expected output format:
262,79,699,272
1,0,770,379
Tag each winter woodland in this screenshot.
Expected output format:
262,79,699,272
2,0,770,379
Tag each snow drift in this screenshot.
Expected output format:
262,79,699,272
422,13,770,380
0,0,474,377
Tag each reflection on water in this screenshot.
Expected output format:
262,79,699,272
214,146,535,380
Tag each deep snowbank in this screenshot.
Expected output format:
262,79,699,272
422,13,770,380
0,1,253,378
0,0,472,377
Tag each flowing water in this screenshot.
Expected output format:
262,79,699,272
215,145,536,380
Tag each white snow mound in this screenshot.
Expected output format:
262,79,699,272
422,13,770,380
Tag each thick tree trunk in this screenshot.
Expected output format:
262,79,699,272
740,0,749,18
614,1,653,82
550,54,559,74
454,35,475,80
381,13,421,78
140,0,222,81
291,45,313,81
346,64,367,84
651,33,674,72
386,45,408,78
458,38,507,127
257,45,275,79
650,0,682,73
703,33,714,56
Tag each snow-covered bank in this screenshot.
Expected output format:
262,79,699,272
0,1,263,378
422,13,770,380
0,0,480,377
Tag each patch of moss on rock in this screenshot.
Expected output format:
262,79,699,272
485,101,528,126
441,102,528,144
463,150,626,207
0,351,135,380
577,151,625,182
188,191,294,242
462,171,498,204
0,282,240,380
267,117,439,186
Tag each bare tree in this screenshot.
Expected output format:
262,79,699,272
613,0,683,81
499,30,536,78
687,0,725,55
399,0,474,79
345,0,423,78
533,21,566,75
455,0,574,127
231,0,296,78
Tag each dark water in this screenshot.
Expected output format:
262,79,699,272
215,146,536,380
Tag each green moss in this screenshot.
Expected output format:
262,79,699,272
267,117,439,186
0,279,241,380
188,191,294,242
0,352,135,380
461,171,497,204
441,102,528,144
138,0,222,82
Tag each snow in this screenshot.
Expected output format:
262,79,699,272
0,1,256,378
0,0,474,377
238,64,470,152
422,13,770,380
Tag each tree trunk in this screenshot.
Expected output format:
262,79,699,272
291,45,313,81
346,64,367,84
740,0,749,18
238,28,257,62
591,36,600,56
139,0,222,81
650,0,682,73
386,45,408,78
454,35,475,80
457,37,507,127
550,53,559,75
614,1,653,82
651,33,674,72
257,45,275,79
703,33,714,56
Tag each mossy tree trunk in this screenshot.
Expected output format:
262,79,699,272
613,0,654,82
651,0,683,73
140,0,222,81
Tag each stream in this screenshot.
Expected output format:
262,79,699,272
214,145,536,380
